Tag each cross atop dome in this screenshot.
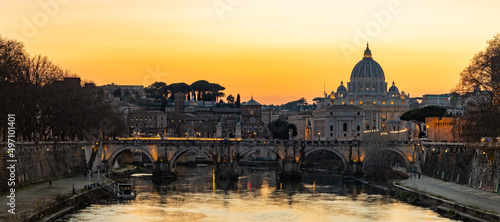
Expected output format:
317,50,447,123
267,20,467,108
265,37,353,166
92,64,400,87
364,42,372,58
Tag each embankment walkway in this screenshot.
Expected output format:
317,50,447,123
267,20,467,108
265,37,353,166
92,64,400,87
0,173,113,221
399,175,500,215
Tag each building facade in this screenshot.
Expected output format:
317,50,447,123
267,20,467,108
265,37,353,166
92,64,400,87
288,111,312,140
126,110,167,136
320,44,410,139
102,83,145,99
241,97,266,138
312,105,365,141
425,117,461,142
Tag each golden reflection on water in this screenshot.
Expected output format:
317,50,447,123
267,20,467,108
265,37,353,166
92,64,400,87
58,166,456,222
67,191,455,222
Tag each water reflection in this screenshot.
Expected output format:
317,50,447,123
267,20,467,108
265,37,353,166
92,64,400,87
57,165,455,222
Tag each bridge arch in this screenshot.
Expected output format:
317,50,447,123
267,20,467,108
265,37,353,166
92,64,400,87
168,147,215,172
108,146,157,171
303,147,348,171
362,147,411,170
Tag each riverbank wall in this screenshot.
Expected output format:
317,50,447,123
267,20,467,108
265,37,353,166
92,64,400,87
0,142,92,193
420,142,500,193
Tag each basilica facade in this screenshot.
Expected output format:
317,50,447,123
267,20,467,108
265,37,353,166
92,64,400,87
317,44,410,140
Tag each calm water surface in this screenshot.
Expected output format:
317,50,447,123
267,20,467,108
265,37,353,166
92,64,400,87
57,166,455,222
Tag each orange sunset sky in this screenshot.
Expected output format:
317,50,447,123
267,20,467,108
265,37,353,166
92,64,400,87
1,0,499,104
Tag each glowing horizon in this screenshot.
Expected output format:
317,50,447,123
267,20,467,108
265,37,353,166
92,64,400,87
1,0,499,104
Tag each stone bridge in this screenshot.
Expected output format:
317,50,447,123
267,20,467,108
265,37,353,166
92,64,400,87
97,139,417,179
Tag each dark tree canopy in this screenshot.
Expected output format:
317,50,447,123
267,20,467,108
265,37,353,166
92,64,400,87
113,88,122,97
226,94,235,104
400,106,447,123
279,98,315,111
168,82,190,93
454,34,500,141
144,82,166,99
145,80,228,102
0,35,125,141
268,120,297,140
236,94,241,107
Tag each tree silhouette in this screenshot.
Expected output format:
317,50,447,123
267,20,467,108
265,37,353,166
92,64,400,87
190,80,210,101
236,94,241,107
144,82,166,100
226,94,235,104
113,88,122,98
268,120,297,140
454,34,500,141
0,35,124,141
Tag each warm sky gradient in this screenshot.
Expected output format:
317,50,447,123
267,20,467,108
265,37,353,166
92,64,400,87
1,0,499,104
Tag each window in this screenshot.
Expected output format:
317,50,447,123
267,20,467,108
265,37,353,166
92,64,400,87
360,101,363,104
382,101,386,104
356,125,360,131
243,126,247,131
330,133,333,137
250,110,254,115
330,112,333,115
391,101,394,105
254,126,259,132
357,112,360,115
259,126,263,132
330,125,333,131
350,101,354,104
373,101,376,104
343,123,348,132
251,118,255,123
342,102,345,104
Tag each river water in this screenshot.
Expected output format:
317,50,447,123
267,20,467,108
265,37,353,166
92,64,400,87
56,165,455,222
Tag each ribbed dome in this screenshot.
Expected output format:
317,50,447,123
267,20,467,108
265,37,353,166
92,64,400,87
350,44,385,81
388,81,399,93
337,81,347,92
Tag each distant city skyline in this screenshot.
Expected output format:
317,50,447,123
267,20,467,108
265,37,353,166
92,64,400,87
2,0,500,104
